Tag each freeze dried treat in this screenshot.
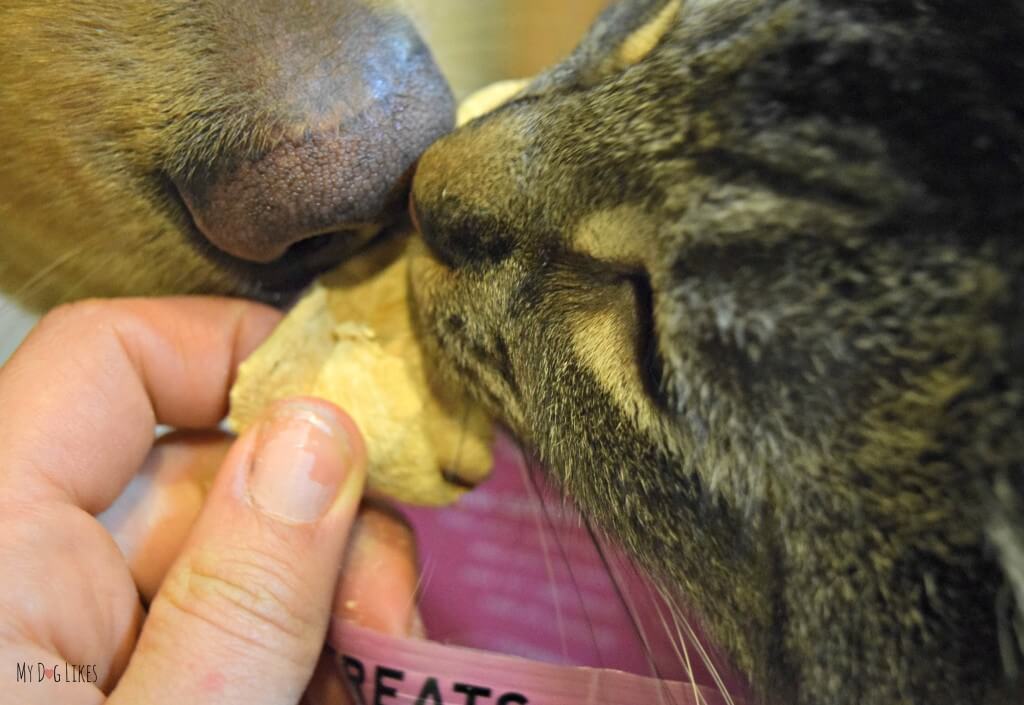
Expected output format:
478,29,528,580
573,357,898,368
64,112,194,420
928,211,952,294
455,79,528,126
228,237,493,506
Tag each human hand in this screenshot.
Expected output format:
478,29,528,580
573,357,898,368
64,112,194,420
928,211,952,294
0,298,422,705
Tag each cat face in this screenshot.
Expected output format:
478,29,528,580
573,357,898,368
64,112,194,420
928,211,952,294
0,0,453,310
410,1,1024,703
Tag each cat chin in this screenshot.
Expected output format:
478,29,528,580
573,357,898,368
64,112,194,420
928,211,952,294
402,429,747,698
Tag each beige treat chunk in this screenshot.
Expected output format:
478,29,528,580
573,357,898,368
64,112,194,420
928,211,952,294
229,238,493,506
456,79,529,126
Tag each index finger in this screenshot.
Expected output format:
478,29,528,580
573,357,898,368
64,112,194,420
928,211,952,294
0,297,281,514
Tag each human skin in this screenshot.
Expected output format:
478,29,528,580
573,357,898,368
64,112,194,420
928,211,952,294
0,298,421,705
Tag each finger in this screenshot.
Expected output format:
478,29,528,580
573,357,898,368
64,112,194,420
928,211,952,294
101,444,424,614
105,497,424,705
109,398,366,705
0,430,232,703
333,502,424,638
0,297,280,513
0,640,110,705
310,505,423,705
0,499,143,704
100,431,234,602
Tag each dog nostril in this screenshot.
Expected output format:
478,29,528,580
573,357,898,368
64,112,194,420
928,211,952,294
172,18,455,265
286,231,335,258
175,117,447,264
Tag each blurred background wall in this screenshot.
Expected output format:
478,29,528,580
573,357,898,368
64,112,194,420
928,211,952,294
409,0,610,98
0,0,611,361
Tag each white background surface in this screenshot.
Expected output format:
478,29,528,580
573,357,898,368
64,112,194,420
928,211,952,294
0,297,37,365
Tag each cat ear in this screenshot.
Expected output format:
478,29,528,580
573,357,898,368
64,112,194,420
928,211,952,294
988,468,1024,674
601,0,681,72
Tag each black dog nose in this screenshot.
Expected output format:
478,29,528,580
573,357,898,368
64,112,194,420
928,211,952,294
174,10,454,263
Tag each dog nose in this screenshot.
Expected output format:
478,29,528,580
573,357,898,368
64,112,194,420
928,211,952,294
174,14,454,264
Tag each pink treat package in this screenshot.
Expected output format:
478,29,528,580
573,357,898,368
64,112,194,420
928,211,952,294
329,434,750,704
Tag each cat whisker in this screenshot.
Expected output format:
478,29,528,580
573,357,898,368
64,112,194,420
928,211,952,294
410,549,437,632
587,522,678,705
648,584,708,705
996,582,1023,678
659,583,737,705
515,449,571,663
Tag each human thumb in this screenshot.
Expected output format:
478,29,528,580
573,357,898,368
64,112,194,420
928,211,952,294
109,398,366,705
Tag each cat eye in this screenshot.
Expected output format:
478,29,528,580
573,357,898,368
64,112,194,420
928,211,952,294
558,250,669,409
627,269,669,406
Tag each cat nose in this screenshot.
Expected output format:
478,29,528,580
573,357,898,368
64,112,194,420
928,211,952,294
410,123,522,269
173,16,454,264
